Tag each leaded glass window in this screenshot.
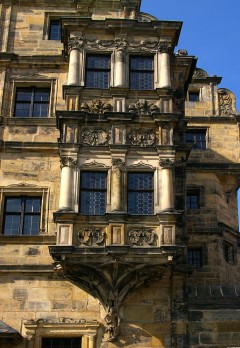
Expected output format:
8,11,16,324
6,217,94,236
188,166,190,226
3,196,41,236
85,55,110,89
42,337,82,348
14,87,50,117
187,248,202,267
186,189,200,210
185,129,206,150
49,19,61,40
130,56,154,90
80,172,107,215
128,173,153,214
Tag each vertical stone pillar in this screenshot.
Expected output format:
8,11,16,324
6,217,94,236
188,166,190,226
88,335,96,348
59,157,76,211
160,158,174,212
111,159,124,212
113,37,127,87
158,43,171,88
67,36,84,85
26,336,35,348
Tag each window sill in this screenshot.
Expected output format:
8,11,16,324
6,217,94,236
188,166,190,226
0,235,56,244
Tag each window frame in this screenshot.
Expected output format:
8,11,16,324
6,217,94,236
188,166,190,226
185,128,207,150
85,54,111,89
187,247,203,268
3,196,42,236
127,172,154,215
186,187,204,210
129,55,154,90
223,241,235,264
79,171,107,215
42,337,82,348
0,185,49,238
14,86,51,118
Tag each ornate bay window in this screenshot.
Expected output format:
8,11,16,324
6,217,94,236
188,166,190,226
129,56,154,90
85,55,111,89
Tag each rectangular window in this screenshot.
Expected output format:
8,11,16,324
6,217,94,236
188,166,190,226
186,189,200,210
128,173,153,214
48,19,61,40
185,129,206,150
130,56,154,90
188,91,200,102
42,337,82,348
85,55,110,89
80,172,107,215
14,87,50,118
3,196,41,236
188,248,202,267
224,242,234,264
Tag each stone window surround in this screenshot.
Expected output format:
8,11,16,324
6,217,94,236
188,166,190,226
43,12,75,40
23,319,100,348
9,78,57,118
0,184,50,236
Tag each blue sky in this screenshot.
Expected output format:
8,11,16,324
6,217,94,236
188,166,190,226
141,0,240,109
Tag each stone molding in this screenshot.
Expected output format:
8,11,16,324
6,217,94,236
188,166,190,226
78,227,105,246
128,129,155,147
128,228,157,246
82,128,109,146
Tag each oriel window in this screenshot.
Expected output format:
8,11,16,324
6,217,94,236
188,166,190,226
128,173,153,214
14,87,50,117
85,55,110,89
80,172,107,215
130,56,154,90
3,196,41,236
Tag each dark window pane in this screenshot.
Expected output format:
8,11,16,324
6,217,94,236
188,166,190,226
23,215,40,236
188,249,202,267
5,198,22,212
185,130,206,150
49,20,61,40
130,56,154,90
186,190,200,210
189,91,200,102
3,215,21,235
85,55,110,89
3,196,41,236
128,173,153,214
14,87,50,118
80,172,107,215
42,337,82,348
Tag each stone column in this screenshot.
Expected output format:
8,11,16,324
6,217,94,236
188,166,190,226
160,158,174,212
67,36,84,85
88,335,96,348
111,159,124,212
113,37,127,87
158,43,171,88
59,157,76,211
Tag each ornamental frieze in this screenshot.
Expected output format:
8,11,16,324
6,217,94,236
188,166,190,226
80,99,112,113
82,128,109,146
129,129,155,147
78,227,105,246
128,99,160,115
128,228,157,246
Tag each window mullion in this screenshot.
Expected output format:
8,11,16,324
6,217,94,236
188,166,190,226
30,87,35,117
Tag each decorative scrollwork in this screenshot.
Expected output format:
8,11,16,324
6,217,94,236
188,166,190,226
128,229,157,246
82,128,109,146
129,129,155,147
158,42,172,54
60,157,77,168
68,36,84,51
80,99,112,114
218,88,236,116
78,227,105,246
159,158,175,169
114,36,128,50
128,99,160,115
193,68,208,79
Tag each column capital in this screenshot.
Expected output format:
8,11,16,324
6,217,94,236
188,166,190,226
114,36,128,51
159,158,175,169
112,158,125,168
60,156,77,168
158,42,172,54
68,36,84,51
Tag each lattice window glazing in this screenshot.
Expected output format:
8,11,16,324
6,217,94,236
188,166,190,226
85,55,110,89
185,129,206,150
14,87,50,117
130,56,154,90
42,337,82,348
80,172,107,215
3,196,41,236
128,173,153,214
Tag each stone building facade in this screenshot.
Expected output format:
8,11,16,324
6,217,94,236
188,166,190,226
0,0,239,347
